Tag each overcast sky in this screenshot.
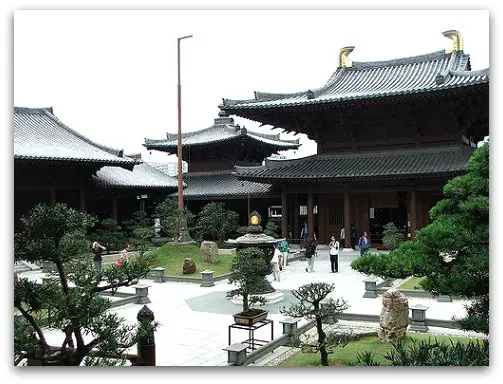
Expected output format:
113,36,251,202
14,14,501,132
14,9,489,163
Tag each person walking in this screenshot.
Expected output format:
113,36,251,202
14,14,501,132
91,241,106,280
358,231,371,256
328,235,340,273
305,237,317,272
277,239,289,270
271,244,281,282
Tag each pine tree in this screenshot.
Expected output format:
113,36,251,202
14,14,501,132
351,144,489,334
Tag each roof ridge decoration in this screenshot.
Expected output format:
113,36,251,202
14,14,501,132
443,30,464,54
15,106,129,159
338,46,355,68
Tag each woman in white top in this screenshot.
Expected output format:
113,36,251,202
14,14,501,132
271,245,281,282
328,236,340,273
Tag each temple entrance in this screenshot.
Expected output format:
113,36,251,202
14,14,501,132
368,191,408,245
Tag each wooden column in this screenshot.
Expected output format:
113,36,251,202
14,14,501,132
307,191,314,240
344,187,351,248
281,185,288,238
79,186,86,213
112,196,118,220
409,187,417,240
318,194,326,243
293,194,299,241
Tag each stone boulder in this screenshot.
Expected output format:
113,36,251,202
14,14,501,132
378,289,409,342
201,241,219,263
182,258,197,275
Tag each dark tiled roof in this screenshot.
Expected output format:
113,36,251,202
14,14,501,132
144,114,299,152
221,50,488,111
14,107,136,167
235,146,475,182
93,162,179,189
171,170,276,199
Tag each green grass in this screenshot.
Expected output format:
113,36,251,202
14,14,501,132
399,276,427,290
279,334,483,366
149,243,235,277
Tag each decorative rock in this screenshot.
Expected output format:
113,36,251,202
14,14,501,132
378,289,409,342
182,258,196,275
201,241,219,263
200,270,215,287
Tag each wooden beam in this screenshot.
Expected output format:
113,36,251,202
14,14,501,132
281,185,288,238
307,192,314,240
344,186,351,248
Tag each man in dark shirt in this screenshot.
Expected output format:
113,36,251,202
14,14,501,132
92,241,106,280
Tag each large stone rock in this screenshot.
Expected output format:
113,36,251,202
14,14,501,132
182,258,197,275
378,288,409,342
201,241,219,263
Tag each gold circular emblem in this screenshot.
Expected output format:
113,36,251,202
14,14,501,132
250,215,259,225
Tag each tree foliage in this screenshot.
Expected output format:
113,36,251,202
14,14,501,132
196,202,239,243
357,338,489,366
226,247,268,312
280,282,349,366
382,222,406,250
263,221,280,238
351,144,489,334
154,197,195,241
93,218,128,253
14,203,155,366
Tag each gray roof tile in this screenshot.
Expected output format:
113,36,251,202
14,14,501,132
235,145,475,181
14,107,135,167
171,170,276,199
144,115,299,152
221,50,488,110
93,162,179,189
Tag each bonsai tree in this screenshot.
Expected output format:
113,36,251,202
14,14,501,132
14,203,156,366
226,247,268,314
122,210,151,240
351,143,489,335
263,221,280,238
196,202,239,244
280,282,349,366
381,222,405,250
154,197,195,243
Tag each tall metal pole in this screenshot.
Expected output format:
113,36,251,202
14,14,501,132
177,35,193,211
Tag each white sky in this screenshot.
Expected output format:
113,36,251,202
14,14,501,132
13,9,489,163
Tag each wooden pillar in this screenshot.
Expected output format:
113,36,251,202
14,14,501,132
410,187,417,240
50,186,56,207
293,194,299,241
307,191,314,240
344,187,351,248
318,194,326,243
281,185,288,238
79,186,86,213
112,196,118,220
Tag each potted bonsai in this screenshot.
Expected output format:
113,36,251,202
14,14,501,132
226,247,269,326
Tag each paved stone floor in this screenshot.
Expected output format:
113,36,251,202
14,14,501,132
17,247,481,366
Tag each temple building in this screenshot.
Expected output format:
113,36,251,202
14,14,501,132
219,30,489,246
144,113,300,225
14,107,177,229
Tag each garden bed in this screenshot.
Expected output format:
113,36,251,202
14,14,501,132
148,243,234,277
279,333,485,366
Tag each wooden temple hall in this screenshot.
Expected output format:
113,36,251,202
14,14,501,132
220,30,489,246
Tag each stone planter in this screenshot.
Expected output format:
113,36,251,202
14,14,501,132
233,309,268,326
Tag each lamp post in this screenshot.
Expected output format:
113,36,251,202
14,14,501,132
175,34,193,245
177,34,193,211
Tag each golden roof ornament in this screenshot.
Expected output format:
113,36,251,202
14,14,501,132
443,30,464,53
338,46,355,68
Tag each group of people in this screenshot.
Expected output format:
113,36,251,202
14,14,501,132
91,241,132,280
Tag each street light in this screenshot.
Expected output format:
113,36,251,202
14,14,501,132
177,34,193,211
